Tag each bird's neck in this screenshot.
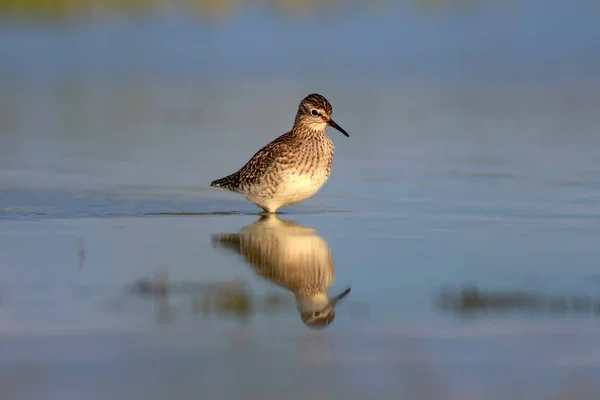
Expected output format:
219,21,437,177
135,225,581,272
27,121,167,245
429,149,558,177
294,292,329,313
291,124,327,139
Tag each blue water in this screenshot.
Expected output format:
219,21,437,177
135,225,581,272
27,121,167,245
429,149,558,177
1,1,600,399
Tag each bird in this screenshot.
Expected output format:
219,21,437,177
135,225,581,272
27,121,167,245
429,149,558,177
210,93,349,213
211,214,351,329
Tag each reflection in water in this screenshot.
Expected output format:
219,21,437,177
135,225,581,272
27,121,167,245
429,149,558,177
436,285,600,318
126,270,291,324
0,0,476,22
212,215,350,329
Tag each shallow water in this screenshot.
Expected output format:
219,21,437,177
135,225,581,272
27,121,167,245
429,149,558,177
2,1,600,399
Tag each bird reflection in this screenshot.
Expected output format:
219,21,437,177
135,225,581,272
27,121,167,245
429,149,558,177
211,215,350,329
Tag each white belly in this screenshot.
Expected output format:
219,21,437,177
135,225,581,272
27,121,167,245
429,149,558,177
277,174,326,204
247,173,329,212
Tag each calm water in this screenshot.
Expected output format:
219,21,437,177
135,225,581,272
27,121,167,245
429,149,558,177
1,1,600,399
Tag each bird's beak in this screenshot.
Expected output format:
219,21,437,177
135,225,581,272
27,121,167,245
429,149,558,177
327,119,350,137
330,287,351,306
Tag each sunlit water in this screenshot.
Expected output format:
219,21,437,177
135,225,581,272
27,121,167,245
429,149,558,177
1,1,600,399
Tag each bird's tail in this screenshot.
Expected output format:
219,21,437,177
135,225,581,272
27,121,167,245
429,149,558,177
210,175,234,189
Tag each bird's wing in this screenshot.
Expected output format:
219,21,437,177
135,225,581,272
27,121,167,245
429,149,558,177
231,132,296,187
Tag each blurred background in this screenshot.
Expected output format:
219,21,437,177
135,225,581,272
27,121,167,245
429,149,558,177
1,1,600,399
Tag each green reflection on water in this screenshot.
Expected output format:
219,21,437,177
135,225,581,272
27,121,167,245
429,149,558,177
0,0,490,22
128,270,293,324
436,285,600,318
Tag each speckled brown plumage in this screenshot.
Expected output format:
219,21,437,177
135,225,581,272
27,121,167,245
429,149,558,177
211,215,351,329
210,93,349,213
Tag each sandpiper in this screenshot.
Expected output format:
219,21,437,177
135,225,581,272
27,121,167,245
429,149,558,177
211,214,351,329
210,93,349,213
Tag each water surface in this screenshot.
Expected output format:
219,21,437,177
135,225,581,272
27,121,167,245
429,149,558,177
1,1,600,399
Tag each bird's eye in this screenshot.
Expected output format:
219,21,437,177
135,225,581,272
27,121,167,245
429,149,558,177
311,109,319,116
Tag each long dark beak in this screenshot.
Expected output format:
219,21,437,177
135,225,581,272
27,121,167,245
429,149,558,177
327,119,350,137
330,287,351,306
